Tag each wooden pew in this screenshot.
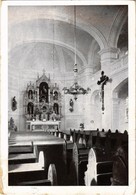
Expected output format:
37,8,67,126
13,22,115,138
111,144,128,185
69,130,128,185
9,132,68,185
84,147,113,186
9,143,38,164
9,141,34,154
52,129,103,185
68,130,105,185
84,130,128,186
9,151,57,186
68,143,88,185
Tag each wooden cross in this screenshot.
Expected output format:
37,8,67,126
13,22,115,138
97,71,109,112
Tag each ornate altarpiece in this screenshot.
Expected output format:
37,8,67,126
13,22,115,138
24,71,61,122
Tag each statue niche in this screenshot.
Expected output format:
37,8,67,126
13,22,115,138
39,82,48,103
28,90,33,99
27,102,34,115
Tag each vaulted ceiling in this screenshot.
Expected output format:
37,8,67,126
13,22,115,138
8,5,128,75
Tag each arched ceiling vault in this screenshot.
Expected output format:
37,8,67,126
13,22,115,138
108,6,128,48
8,6,128,74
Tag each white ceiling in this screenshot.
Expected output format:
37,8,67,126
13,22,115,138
8,5,128,74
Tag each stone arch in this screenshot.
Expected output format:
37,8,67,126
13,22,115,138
9,40,87,68
108,6,128,48
76,20,108,50
112,78,128,98
9,17,107,53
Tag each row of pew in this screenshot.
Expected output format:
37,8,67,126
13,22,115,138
8,128,128,186
50,128,128,186
8,142,58,186
8,131,65,186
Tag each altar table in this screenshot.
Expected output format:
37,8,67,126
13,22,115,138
26,120,61,131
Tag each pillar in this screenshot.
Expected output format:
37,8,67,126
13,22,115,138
98,47,120,130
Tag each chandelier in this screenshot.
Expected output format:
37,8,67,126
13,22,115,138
63,6,90,100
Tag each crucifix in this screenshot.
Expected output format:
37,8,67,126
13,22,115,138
97,71,109,112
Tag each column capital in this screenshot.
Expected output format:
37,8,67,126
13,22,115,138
98,47,120,74
80,66,93,75
98,47,120,63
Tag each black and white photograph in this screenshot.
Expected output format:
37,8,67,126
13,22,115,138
0,1,135,195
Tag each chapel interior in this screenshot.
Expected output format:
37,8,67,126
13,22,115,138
8,5,128,186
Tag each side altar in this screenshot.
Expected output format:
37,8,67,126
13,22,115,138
24,70,62,130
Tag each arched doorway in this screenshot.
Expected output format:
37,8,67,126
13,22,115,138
112,78,128,132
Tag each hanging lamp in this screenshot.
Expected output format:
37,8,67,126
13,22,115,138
63,6,90,100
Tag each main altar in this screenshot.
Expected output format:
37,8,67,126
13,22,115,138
24,70,62,131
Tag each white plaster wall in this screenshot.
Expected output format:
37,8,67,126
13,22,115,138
8,54,128,132
8,6,128,133
119,98,128,132
8,66,20,130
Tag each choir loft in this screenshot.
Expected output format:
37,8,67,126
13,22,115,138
8,5,128,186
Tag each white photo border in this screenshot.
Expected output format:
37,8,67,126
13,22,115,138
1,1,135,195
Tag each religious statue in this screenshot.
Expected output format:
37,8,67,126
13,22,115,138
41,112,48,121
69,99,74,112
8,117,17,131
11,96,17,111
27,102,34,115
53,91,58,101
53,103,59,115
42,86,47,95
28,90,33,99
97,71,109,111
39,82,48,103
50,111,57,121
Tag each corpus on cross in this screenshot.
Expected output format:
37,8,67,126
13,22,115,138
97,71,109,112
